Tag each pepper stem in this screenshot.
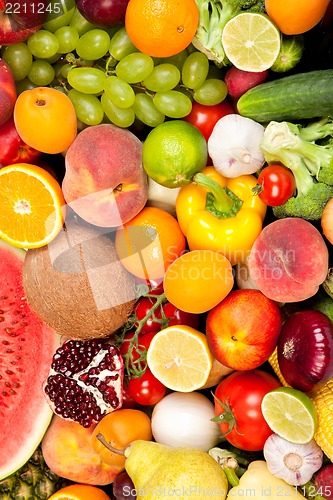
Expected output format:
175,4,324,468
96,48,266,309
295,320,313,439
223,461,240,487
193,173,234,213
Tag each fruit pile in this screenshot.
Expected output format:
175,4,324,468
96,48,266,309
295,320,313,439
0,0,333,499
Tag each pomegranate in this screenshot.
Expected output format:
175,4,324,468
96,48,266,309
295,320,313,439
43,339,124,427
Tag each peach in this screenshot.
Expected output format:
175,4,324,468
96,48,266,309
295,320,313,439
248,218,329,303
62,124,148,227
41,416,121,486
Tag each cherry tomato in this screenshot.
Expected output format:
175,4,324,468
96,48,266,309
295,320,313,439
182,100,234,142
134,276,164,295
257,165,296,207
128,368,166,406
120,331,157,367
214,369,281,451
121,384,138,409
134,298,200,334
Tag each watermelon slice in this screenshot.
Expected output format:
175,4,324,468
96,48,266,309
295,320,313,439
0,240,59,480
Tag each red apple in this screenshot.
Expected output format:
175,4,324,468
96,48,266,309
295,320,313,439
0,0,49,45
75,0,130,28
0,60,16,126
0,116,41,166
205,289,282,371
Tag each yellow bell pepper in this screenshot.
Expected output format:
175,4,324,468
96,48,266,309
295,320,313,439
175,166,267,266
227,461,306,500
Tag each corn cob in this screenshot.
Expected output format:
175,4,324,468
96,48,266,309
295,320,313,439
269,349,333,462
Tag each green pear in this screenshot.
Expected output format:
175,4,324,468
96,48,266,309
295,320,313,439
124,440,228,500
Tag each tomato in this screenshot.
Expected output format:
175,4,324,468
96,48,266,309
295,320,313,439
91,408,152,466
134,297,201,334
121,384,138,409
214,369,281,451
182,100,234,142
135,276,164,295
120,331,157,367
128,368,166,406
257,165,296,207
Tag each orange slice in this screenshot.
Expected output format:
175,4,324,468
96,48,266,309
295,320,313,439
0,163,65,248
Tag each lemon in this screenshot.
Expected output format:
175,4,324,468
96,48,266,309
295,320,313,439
142,120,208,188
261,387,317,444
147,325,213,392
222,12,281,72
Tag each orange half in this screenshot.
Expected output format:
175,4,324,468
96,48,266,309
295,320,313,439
0,163,65,248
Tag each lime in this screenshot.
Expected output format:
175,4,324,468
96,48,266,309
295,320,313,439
261,387,317,444
142,120,208,188
222,12,281,72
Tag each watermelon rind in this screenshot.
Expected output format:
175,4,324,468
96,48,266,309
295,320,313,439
0,239,60,480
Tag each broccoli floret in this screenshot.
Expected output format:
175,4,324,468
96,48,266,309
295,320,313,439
192,0,265,66
260,120,333,221
273,183,333,221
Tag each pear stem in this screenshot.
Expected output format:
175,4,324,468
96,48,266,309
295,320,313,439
96,433,125,456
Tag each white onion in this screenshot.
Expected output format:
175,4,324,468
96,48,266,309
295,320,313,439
208,114,265,178
151,392,222,452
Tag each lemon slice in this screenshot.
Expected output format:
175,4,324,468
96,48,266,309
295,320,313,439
147,325,213,392
261,387,317,444
222,12,281,72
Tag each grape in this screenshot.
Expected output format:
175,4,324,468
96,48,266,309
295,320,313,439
116,53,154,84
42,53,62,64
109,26,138,61
68,89,104,125
27,30,60,59
163,49,189,70
132,93,165,127
55,26,79,54
143,64,180,92
43,0,76,32
69,7,97,36
182,52,209,90
67,67,107,94
101,93,135,128
15,78,37,95
28,60,55,86
60,63,72,79
113,470,136,500
2,43,33,81
193,79,228,105
104,76,135,108
76,29,110,60
153,90,192,118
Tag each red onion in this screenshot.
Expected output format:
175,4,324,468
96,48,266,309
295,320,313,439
277,310,333,392
315,464,333,500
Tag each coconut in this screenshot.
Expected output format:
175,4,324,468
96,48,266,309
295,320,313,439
22,220,136,340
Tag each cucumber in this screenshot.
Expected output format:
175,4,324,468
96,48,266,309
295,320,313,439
237,69,333,122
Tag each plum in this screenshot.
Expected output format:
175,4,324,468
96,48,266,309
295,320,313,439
248,218,329,303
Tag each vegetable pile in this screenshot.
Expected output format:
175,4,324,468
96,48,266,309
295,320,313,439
0,0,332,500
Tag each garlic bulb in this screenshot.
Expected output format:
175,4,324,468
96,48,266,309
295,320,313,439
263,433,323,486
208,114,265,178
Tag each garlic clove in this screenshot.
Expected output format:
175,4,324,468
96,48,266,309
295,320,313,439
208,114,265,178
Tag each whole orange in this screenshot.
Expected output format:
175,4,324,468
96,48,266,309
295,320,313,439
265,0,330,34
48,484,111,500
115,206,186,280
14,87,77,154
125,0,199,58
163,250,234,314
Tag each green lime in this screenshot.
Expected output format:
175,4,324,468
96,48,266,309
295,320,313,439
142,120,208,188
261,387,317,444
222,12,281,72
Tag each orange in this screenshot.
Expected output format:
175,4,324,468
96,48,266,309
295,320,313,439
125,0,199,58
48,484,111,500
163,250,234,314
0,163,65,248
265,0,330,34
91,409,152,467
14,87,77,154
115,206,186,280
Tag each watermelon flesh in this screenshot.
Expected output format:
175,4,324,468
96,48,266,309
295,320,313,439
0,240,59,480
